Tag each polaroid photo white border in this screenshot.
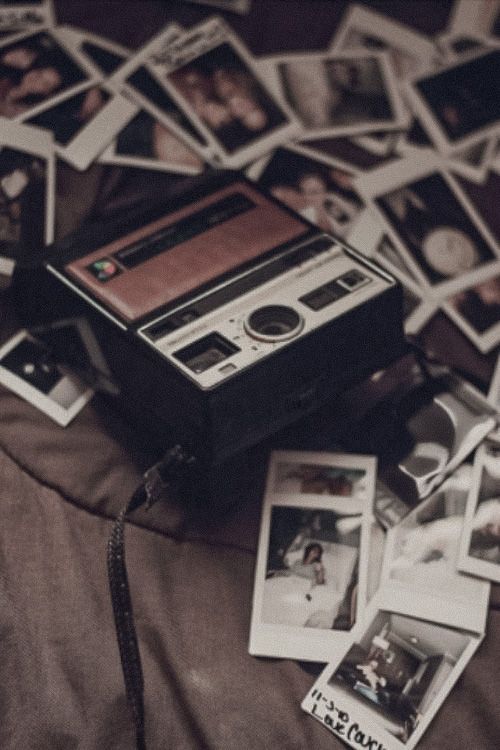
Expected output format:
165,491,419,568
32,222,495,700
441,274,500,353
403,46,500,157
56,24,131,75
0,26,101,124
331,2,439,78
458,443,500,582
447,137,497,185
249,450,376,663
107,22,218,165
355,149,500,300
301,606,483,750
184,0,252,13
268,47,408,142
436,29,499,63
375,467,490,634
0,329,93,427
139,16,303,169
99,105,205,176
0,116,56,268
0,1,55,32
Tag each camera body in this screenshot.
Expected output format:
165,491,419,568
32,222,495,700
16,172,408,466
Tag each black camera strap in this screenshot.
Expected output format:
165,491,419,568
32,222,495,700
107,445,197,750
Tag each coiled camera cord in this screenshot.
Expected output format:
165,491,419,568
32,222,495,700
107,445,197,750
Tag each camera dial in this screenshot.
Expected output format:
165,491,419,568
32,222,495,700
244,304,304,342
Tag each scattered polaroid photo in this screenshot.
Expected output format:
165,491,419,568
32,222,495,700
447,0,500,38
0,117,55,278
404,47,500,157
355,150,500,297
30,316,120,395
184,0,251,13
99,107,205,175
447,137,497,185
0,329,93,426
142,17,303,168
0,27,100,122
301,607,482,750
108,22,219,164
269,49,407,141
247,144,364,239
442,273,500,353
56,24,131,77
376,464,490,633
458,442,500,581
25,83,138,171
0,1,55,36
331,3,439,79
249,450,376,662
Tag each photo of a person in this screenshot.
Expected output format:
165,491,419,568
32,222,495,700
168,41,287,153
0,31,89,118
263,506,361,629
277,52,397,133
255,146,362,238
0,146,46,250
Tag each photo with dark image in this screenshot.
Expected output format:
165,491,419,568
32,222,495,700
263,506,361,629
448,275,500,335
415,50,500,142
255,147,362,238
0,146,46,251
168,42,288,153
329,611,471,743
278,54,394,130
0,30,89,119
375,173,496,284
28,87,109,145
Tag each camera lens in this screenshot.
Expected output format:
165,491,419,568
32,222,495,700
245,305,304,342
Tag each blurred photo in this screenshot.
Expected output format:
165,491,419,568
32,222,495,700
0,146,46,250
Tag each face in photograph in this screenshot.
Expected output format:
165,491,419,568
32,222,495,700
415,50,500,142
448,275,500,334
263,506,361,629
114,109,204,170
375,173,496,284
257,147,362,237
328,612,470,744
28,86,109,145
278,54,394,130
0,31,89,119
168,42,288,153
468,448,500,563
274,461,367,499
0,147,46,249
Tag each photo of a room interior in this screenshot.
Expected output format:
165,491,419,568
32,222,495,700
329,611,471,743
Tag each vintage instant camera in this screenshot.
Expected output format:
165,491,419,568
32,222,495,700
16,172,408,468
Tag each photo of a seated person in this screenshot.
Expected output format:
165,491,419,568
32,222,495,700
278,54,393,130
168,42,287,153
375,174,495,285
263,507,360,629
329,612,470,743
0,147,46,251
0,31,88,118
255,146,362,238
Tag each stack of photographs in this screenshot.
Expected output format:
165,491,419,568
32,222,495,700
250,441,499,749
